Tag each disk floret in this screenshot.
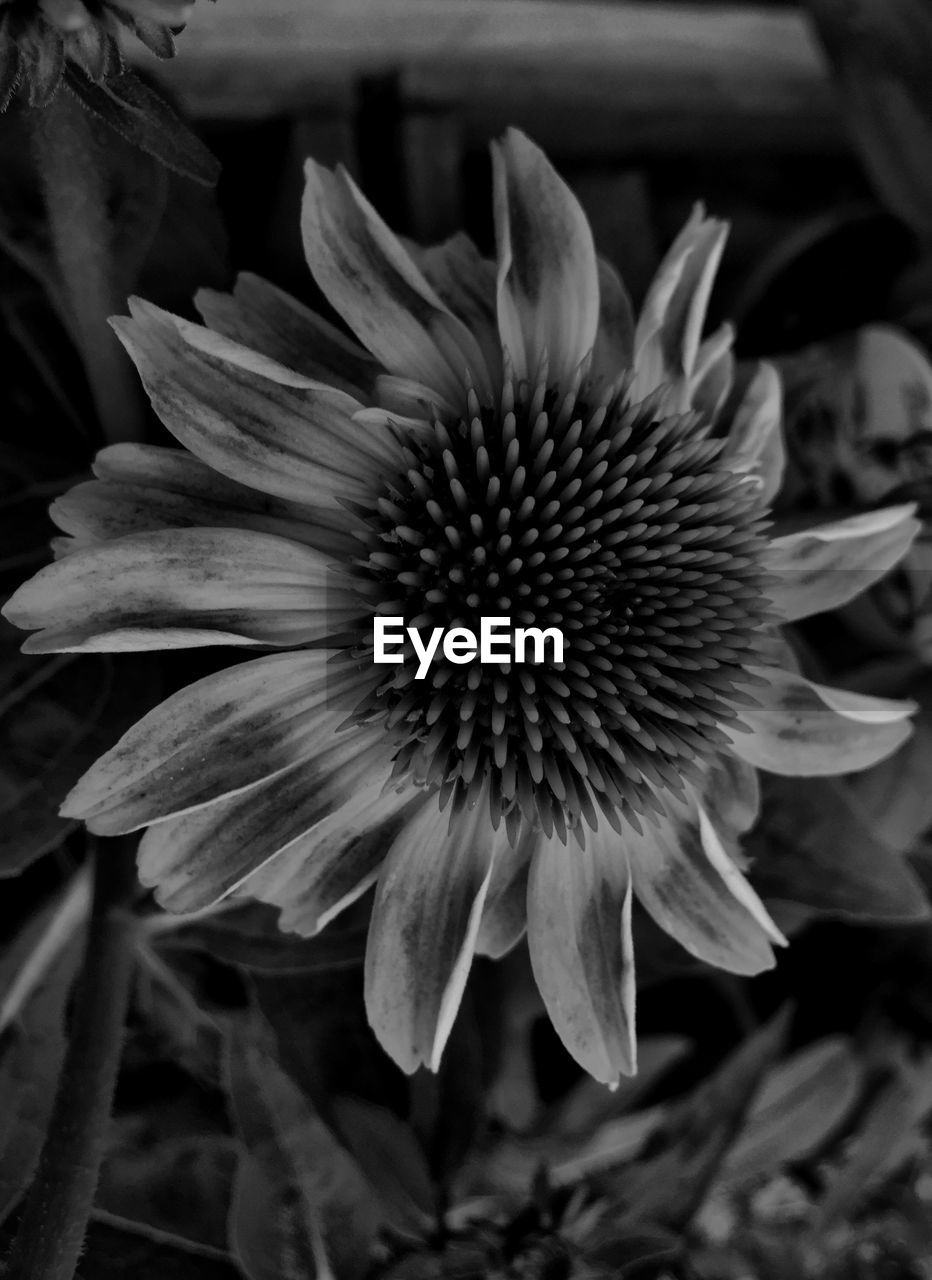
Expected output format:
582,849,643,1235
352,371,773,845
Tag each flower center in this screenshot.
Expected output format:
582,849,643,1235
351,375,772,844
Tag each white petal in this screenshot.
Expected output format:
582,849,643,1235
632,205,728,407
720,362,785,504
138,724,387,912
52,443,357,559
690,321,735,423
3,528,360,653
625,791,778,976
239,776,423,937
590,256,635,386
697,807,786,947
728,665,916,776
364,794,496,1074
302,162,493,405
766,504,920,622
527,825,636,1085
492,129,600,389
112,300,396,507
195,271,379,400
475,824,537,959
61,650,372,834
405,232,502,387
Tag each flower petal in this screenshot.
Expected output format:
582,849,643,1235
632,205,728,408
728,665,916,776
625,792,780,976
590,257,635,386
138,723,387,912
475,824,538,959
492,128,600,389
51,443,358,559
765,504,920,622
61,650,372,834
302,161,493,405
3,527,361,654
195,272,379,400
406,232,502,387
690,322,735,424
239,777,423,937
364,794,496,1074
112,299,396,507
720,362,785,504
527,825,636,1085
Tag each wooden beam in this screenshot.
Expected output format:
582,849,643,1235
150,1,843,155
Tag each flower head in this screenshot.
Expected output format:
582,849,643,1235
0,0,197,108
4,130,920,1083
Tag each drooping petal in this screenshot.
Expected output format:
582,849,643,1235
364,793,496,1074
51,443,358,559
239,777,424,937
195,272,380,400
492,128,600,389
112,300,397,507
138,724,388,912
3,527,361,653
625,790,781,976
701,753,761,843
475,823,538,959
728,665,916,776
720,362,785,504
526,825,636,1085
765,504,920,622
301,161,493,405
632,205,729,408
61,650,374,834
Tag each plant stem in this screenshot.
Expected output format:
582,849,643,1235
5,837,139,1280
31,92,147,445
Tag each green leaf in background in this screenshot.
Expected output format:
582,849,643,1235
716,1037,861,1187
609,1009,790,1233
66,70,221,188
0,646,159,876
224,1019,385,1280
0,935,80,1225
748,774,930,923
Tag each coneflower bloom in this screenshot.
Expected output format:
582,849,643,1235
4,131,921,1082
0,0,196,107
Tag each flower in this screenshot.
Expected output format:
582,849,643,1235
3,130,921,1083
0,0,197,108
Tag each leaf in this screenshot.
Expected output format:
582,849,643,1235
0,867,91,1034
0,647,160,876
610,1010,790,1232
849,670,932,853
66,70,220,187
716,1037,862,1186
97,1131,237,1254
332,1098,435,1239
224,1020,384,1280
552,1036,692,1139
580,1226,681,1277
817,1048,932,1227
0,938,80,1224
747,774,930,923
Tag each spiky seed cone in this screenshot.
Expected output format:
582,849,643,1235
349,368,774,845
